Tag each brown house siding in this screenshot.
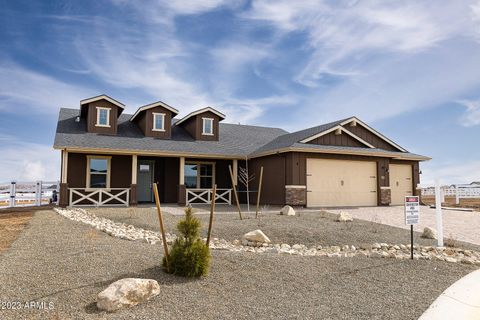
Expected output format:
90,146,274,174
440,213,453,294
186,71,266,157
307,131,366,148
133,106,173,139
178,111,220,141
248,154,286,205
86,100,119,135
67,153,131,188
253,151,420,206
342,124,400,151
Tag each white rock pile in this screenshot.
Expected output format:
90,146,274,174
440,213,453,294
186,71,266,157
336,211,353,222
421,227,437,239
54,208,480,265
97,278,160,312
280,205,296,216
54,207,176,245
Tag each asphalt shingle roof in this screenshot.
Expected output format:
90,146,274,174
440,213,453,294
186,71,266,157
54,108,287,157
54,108,429,160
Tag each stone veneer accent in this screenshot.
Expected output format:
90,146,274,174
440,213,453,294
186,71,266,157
380,187,391,206
59,183,69,208
285,185,306,206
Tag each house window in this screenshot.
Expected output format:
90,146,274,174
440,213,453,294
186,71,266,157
202,118,214,135
152,113,165,131
184,162,214,188
87,156,111,188
96,107,110,127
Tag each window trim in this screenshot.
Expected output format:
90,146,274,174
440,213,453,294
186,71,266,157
202,117,214,136
86,155,111,190
95,107,111,127
184,161,215,189
152,112,166,132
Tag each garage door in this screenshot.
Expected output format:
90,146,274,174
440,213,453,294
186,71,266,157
390,164,413,205
306,159,377,207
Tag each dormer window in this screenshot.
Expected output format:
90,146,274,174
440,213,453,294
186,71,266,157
152,113,165,131
96,107,110,127
202,117,214,135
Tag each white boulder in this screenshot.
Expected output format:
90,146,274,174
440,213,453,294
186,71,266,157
97,278,160,312
335,211,353,222
242,230,271,243
280,205,296,216
421,227,437,239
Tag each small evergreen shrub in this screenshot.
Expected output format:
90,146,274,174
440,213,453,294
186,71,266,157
163,206,211,277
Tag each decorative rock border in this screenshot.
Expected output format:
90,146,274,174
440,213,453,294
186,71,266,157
54,208,480,265
54,208,177,244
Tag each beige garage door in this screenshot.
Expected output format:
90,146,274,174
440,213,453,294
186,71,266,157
390,164,413,205
306,159,377,207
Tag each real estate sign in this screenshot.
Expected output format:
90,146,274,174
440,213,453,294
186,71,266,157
405,196,420,225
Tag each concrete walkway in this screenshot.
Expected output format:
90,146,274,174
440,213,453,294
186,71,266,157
419,269,480,319
330,206,480,246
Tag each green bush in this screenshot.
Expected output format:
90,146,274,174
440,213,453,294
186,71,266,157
163,206,211,277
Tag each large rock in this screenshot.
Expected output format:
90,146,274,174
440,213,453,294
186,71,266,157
421,227,437,239
280,205,296,216
335,211,353,222
97,278,160,312
242,229,271,243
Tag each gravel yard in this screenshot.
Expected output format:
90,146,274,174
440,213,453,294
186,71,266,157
0,210,478,319
90,207,480,251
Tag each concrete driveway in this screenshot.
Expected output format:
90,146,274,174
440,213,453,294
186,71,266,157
330,206,480,246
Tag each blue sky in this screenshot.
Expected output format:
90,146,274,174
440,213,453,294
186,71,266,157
1,0,479,184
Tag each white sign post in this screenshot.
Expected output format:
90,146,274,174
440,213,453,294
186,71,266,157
405,196,420,259
435,179,444,247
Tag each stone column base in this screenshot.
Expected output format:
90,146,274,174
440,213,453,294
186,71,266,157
380,187,391,206
130,184,137,206
59,183,69,208
285,185,306,206
178,184,186,206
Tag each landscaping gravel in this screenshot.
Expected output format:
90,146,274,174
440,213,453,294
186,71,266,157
0,210,477,319
91,207,480,251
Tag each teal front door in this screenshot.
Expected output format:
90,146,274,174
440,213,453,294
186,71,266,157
137,160,155,202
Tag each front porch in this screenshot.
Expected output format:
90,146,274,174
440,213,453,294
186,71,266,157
60,152,240,207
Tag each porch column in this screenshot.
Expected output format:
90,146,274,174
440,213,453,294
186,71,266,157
232,159,238,186
130,154,137,206
178,157,186,205
59,150,69,207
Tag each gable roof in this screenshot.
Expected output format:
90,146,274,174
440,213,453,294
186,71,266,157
130,101,179,121
299,125,375,148
53,109,430,161
251,118,349,155
54,108,286,158
80,94,125,110
174,107,226,126
340,117,407,152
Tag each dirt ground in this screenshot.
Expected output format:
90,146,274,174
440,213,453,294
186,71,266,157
0,211,33,253
422,196,480,210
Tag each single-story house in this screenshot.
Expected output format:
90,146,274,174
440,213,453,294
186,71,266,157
54,95,430,208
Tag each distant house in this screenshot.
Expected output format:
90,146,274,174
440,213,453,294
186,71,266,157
53,95,430,208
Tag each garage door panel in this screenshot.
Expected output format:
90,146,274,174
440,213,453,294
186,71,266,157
390,164,413,205
306,159,377,207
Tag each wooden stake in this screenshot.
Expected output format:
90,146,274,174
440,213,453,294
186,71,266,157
206,184,217,246
255,166,264,218
228,165,243,220
153,183,169,266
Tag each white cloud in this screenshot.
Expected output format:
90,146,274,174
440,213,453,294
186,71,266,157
0,62,92,114
457,99,480,126
421,160,480,185
244,1,478,87
0,141,59,182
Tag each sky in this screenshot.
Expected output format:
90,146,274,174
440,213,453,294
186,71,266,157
0,0,479,185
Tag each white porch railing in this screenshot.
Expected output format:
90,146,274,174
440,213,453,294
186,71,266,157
186,188,231,205
69,188,130,207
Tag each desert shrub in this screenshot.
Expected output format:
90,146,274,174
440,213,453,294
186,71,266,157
163,207,210,277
